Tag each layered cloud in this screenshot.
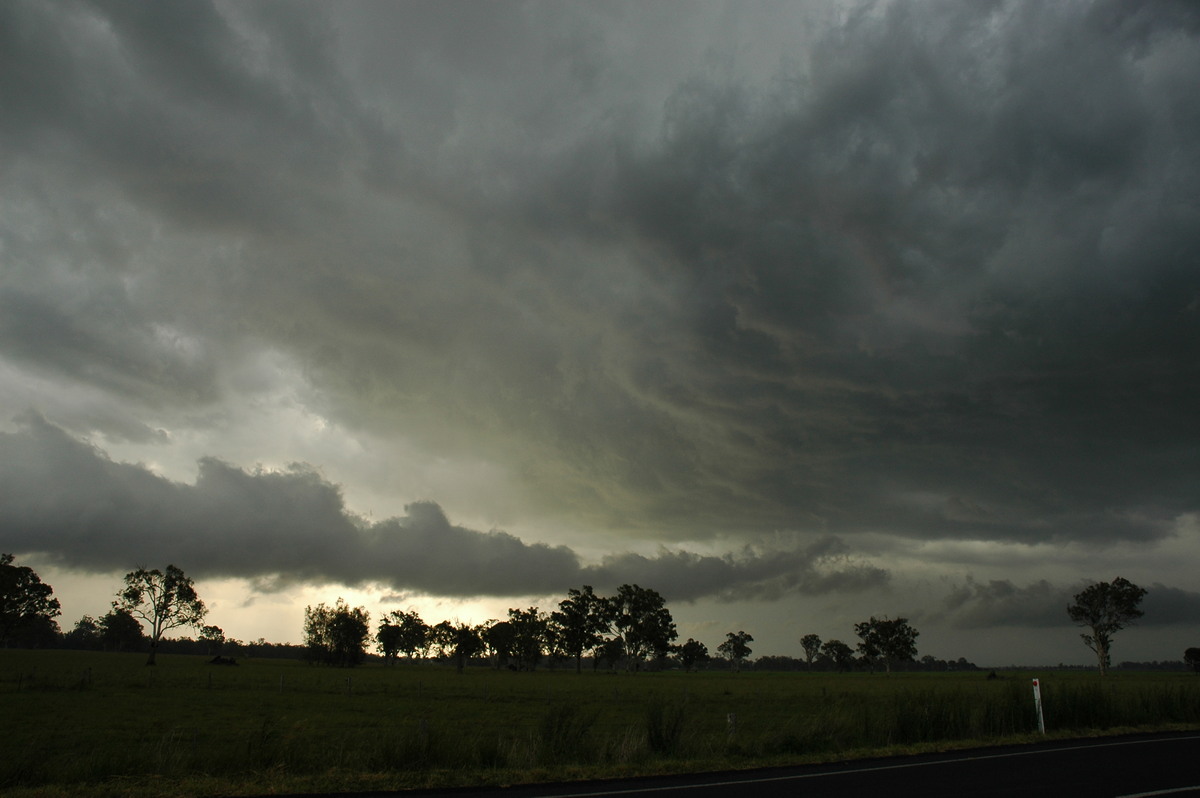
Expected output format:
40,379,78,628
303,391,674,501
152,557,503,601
0,415,885,601
939,577,1200,629
2,2,1199,654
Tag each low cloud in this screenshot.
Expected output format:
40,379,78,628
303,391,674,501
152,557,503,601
940,578,1071,629
0,415,885,601
939,576,1200,630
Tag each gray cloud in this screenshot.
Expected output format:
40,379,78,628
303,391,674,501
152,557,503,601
940,578,1073,629
0,415,882,601
1,2,1199,657
938,577,1200,630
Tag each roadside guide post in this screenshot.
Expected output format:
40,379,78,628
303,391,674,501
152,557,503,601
1032,678,1046,734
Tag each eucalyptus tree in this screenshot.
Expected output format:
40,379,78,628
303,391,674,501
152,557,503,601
0,553,62,648
303,599,370,667
821,638,855,672
718,630,754,672
854,616,918,674
1067,577,1147,676
800,633,822,666
115,565,206,665
376,609,429,664
607,584,677,671
677,638,710,672
550,585,608,673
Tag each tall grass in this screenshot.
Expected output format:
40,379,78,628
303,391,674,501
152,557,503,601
2,650,1197,796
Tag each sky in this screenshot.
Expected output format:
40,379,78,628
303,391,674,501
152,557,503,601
2,0,1199,667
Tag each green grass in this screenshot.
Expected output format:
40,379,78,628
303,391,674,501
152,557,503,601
2,651,1197,797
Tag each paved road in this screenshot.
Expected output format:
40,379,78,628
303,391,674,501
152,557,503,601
264,732,1200,798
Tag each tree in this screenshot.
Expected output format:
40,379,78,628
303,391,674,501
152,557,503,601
376,609,428,664
1,553,62,648
303,599,370,667
594,636,625,671
607,584,678,671
482,619,517,668
1067,577,1148,676
1185,647,1200,674
717,630,754,672
677,638,710,672
199,624,225,656
64,615,103,650
854,616,919,674
800,633,822,666
821,638,855,672
507,607,550,671
550,585,609,673
444,622,484,673
115,565,206,665
99,607,147,652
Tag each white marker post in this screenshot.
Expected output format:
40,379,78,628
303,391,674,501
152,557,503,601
1032,678,1046,734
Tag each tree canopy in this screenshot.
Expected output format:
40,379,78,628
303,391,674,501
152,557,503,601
376,609,428,664
800,633,822,665
0,553,62,648
854,616,919,674
550,585,608,673
114,564,205,665
1067,577,1147,676
607,584,678,670
717,630,754,672
821,638,855,672
304,599,370,667
677,638,710,672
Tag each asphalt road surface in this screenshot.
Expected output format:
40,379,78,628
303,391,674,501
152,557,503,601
293,732,1200,798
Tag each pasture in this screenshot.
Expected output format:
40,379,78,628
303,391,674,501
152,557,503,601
2,649,1198,797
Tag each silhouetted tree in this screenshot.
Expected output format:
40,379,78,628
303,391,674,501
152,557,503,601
303,599,370,667
199,624,225,656
1185,647,1200,674
607,584,677,671
1067,577,1147,676
800,633,822,666
445,622,484,673
507,607,550,671
1,553,62,648
677,638,710,672
64,615,103,650
376,609,428,664
718,630,754,672
481,619,516,668
821,638,855,672
855,616,918,674
100,607,147,652
550,585,609,673
594,636,625,671
115,565,206,665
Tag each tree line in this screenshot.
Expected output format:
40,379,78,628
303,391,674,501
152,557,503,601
2,555,1186,675
303,584,691,672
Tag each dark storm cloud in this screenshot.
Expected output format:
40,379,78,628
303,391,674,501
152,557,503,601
587,537,889,603
940,578,1071,629
532,0,1200,544
1,0,1199,568
0,416,884,600
939,577,1200,629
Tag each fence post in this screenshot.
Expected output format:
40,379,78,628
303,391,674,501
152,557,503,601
726,712,737,739
1032,678,1046,734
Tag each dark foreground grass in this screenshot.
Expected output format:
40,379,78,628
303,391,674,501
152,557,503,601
2,650,1198,797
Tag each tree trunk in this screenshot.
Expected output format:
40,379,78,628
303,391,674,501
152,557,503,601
145,640,158,666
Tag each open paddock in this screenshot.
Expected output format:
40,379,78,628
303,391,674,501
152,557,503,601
3,650,1198,797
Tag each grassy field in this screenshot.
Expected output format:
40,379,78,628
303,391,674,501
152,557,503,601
2,650,1198,797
